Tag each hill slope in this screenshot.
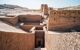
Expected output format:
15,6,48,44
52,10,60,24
0,4,28,9
58,5,80,10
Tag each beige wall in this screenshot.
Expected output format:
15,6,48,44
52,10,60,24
45,33,80,50
48,10,80,31
0,31,35,50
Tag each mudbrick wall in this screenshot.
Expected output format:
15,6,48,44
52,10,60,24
20,24,33,32
41,4,44,12
45,33,80,50
0,16,18,26
0,31,35,50
41,4,48,15
48,10,80,31
18,14,42,22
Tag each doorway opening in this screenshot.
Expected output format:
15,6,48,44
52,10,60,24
35,31,45,48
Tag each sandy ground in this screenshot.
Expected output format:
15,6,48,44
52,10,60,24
46,32,80,50
0,21,26,33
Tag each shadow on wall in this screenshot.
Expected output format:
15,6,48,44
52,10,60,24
51,26,80,32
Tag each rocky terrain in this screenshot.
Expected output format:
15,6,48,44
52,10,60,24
0,4,25,9
58,5,80,10
0,4,29,16
46,32,80,50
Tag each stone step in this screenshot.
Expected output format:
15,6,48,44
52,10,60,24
34,48,46,50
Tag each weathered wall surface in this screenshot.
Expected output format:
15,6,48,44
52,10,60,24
41,4,48,15
18,15,42,22
20,25,33,32
0,31,35,50
48,10,80,31
46,33,80,50
41,4,44,12
0,16,18,26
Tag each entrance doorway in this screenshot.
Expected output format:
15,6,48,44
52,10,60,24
35,31,45,48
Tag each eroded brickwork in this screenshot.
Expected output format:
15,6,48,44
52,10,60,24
48,10,80,31
41,4,48,15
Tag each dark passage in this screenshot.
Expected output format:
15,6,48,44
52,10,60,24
36,40,44,48
35,30,45,48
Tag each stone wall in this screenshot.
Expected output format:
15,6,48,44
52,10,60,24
45,33,80,50
0,31,35,50
48,10,80,31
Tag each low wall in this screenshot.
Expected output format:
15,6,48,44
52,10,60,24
20,24,33,32
0,31,35,50
18,14,42,22
0,16,18,26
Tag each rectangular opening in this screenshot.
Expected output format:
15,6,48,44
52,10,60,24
35,31,45,48
35,27,43,30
